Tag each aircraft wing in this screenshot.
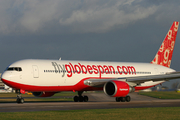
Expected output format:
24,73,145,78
84,72,180,87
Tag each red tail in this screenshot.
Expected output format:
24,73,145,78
151,21,179,68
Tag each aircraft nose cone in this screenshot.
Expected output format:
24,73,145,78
1,72,11,84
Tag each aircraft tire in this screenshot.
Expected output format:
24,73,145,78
74,96,79,102
120,97,126,102
20,98,24,103
79,96,84,102
125,95,131,102
115,97,121,102
16,98,24,104
16,98,20,103
83,96,88,102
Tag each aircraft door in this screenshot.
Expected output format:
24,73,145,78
32,65,39,78
154,68,159,74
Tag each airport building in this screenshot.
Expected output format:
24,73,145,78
0,73,4,89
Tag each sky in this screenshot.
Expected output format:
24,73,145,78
0,0,180,88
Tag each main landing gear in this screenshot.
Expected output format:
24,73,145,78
115,95,131,102
73,91,89,102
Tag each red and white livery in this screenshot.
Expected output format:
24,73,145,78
1,21,180,103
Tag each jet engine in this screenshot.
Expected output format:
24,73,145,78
103,80,135,97
32,92,56,97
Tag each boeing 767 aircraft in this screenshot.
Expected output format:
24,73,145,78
1,21,180,103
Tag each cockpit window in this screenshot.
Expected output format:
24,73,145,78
7,67,22,72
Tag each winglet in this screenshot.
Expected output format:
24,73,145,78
151,21,179,68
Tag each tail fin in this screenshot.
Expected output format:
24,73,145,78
151,21,179,68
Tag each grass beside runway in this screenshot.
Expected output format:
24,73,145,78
0,107,180,120
139,91,180,99
0,92,75,103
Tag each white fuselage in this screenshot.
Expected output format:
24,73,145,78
1,59,175,92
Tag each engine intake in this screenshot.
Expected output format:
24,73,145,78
103,80,134,97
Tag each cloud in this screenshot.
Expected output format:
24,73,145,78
0,0,179,35
19,0,61,32
59,0,157,33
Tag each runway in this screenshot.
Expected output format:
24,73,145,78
0,92,180,112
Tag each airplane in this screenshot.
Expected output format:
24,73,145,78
1,21,180,104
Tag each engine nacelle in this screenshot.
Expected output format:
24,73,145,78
103,80,135,97
32,92,56,97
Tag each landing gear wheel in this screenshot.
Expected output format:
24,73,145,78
79,96,84,102
116,97,121,102
20,98,24,103
74,96,79,102
73,91,89,102
16,98,24,104
16,98,20,103
16,93,24,104
120,97,126,102
83,96,88,102
125,95,131,102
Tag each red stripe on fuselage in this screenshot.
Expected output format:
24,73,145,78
1,78,159,92
1,78,103,92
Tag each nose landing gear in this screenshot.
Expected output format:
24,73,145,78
16,90,24,104
16,94,24,104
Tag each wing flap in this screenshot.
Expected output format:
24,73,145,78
84,72,180,87
127,72,180,83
